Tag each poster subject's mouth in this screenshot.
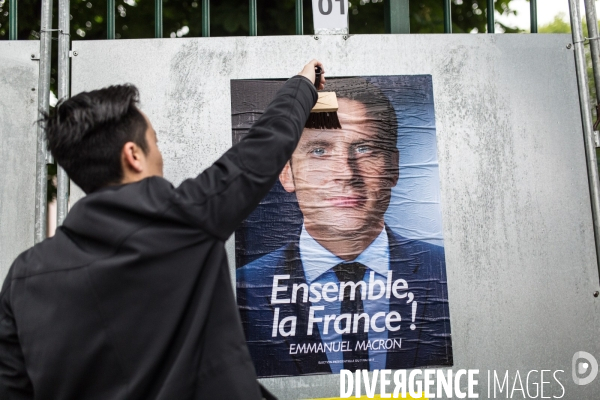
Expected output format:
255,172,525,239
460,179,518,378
326,196,366,208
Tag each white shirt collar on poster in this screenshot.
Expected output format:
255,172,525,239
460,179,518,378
299,224,390,285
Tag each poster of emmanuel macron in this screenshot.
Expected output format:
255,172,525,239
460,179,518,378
233,75,452,378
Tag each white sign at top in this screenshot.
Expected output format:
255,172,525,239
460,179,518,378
312,0,349,35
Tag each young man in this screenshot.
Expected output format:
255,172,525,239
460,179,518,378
0,60,323,399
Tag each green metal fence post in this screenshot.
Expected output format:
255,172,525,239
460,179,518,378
107,0,115,39
57,0,70,226
295,0,303,35
249,0,257,36
35,0,54,242
487,0,495,33
155,0,163,38
530,0,537,33
384,0,410,34
9,0,17,40
202,0,210,37
443,0,451,34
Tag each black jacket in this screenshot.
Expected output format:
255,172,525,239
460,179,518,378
0,75,317,400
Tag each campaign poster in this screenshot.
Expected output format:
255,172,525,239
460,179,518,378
233,76,452,378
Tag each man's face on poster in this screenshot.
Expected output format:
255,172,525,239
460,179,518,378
279,98,399,249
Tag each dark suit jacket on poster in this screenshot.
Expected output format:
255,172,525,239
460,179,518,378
236,226,453,378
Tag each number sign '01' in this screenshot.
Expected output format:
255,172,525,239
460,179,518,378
312,0,349,35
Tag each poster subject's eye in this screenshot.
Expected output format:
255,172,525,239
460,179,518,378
355,145,371,154
310,147,326,156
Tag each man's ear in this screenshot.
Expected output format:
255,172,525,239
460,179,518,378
279,161,296,193
122,142,145,174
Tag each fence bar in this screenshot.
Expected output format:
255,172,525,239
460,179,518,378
249,0,257,36
568,0,600,279
56,0,70,227
202,0,210,37
35,0,53,243
295,0,303,35
107,0,115,39
530,0,537,33
155,0,162,38
443,0,452,34
584,0,600,104
9,0,17,40
487,0,495,33
384,0,410,34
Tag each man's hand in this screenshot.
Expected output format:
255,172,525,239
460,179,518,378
298,60,325,90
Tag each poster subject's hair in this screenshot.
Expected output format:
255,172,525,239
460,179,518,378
317,77,399,150
43,84,148,194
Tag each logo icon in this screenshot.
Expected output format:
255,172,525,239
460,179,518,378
572,351,598,386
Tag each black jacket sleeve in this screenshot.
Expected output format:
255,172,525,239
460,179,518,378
0,267,34,400
172,75,317,240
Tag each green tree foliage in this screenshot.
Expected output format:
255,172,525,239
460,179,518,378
411,0,518,33
539,13,571,34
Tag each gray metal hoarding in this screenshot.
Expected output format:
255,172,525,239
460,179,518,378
70,34,600,398
0,42,39,281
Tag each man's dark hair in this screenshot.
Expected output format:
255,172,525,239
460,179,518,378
43,84,148,194
312,77,399,151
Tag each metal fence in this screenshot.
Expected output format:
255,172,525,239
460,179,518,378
6,0,541,40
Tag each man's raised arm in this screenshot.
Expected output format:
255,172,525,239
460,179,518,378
172,60,323,240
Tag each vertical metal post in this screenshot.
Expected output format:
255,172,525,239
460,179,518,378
107,0,115,39
584,0,600,104
443,0,452,34
202,0,210,37
57,0,70,227
530,0,537,33
487,0,495,33
295,0,303,35
35,0,53,243
155,0,163,38
9,0,17,40
249,0,257,36
384,0,410,34
569,0,600,278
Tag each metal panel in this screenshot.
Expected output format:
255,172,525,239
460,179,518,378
0,42,39,280
71,35,600,398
